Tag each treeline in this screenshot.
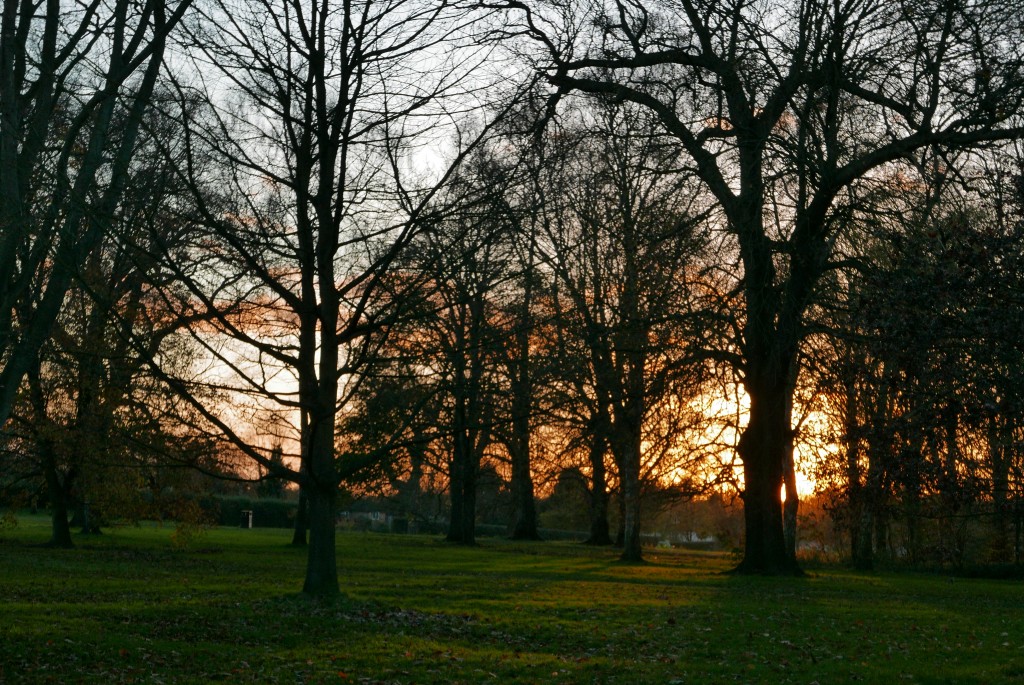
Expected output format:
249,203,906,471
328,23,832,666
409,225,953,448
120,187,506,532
1,0,1024,595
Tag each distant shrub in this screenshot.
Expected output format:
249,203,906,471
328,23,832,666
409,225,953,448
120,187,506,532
0,510,17,530
168,499,214,551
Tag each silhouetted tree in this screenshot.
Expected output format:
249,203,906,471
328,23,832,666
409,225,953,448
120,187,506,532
150,0,494,595
500,0,1024,573
0,0,193,429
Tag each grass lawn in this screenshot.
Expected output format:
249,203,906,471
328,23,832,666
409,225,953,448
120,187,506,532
1,515,1022,684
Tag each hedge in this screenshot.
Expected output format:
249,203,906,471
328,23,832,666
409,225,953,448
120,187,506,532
201,496,299,529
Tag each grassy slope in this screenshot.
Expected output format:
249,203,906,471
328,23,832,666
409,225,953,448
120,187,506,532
1,515,1021,684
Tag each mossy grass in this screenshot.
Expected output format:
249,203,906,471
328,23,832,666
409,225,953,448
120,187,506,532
1,514,1021,683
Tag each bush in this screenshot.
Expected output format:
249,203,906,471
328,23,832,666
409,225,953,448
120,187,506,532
168,499,213,551
0,510,17,531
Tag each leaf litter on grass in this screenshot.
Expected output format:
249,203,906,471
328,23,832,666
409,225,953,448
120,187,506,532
2,517,1023,684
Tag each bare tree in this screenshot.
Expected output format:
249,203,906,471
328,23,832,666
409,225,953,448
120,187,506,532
538,99,716,561
495,167,546,542
16,120,199,547
456,132,549,541
499,0,1024,572
407,163,514,546
151,0,496,595
809,147,1024,569
0,0,193,428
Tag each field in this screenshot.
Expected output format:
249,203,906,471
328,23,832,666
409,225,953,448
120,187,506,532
1,515,1022,684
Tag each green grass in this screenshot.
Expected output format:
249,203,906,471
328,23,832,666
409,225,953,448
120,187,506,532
1,515,1022,684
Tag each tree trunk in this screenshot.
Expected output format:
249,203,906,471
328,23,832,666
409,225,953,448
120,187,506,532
71,282,107,536
875,507,890,562
29,362,74,548
461,465,478,546
782,442,799,567
302,483,338,597
509,465,540,540
734,389,800,575
291,486,308,547
612,410,644,562
400,442,425,517
619,448,642,562
43,458,73,548
585,433,612,545
989,417,1010,562
446,419,469,543
587,502,612,546
736,455,788,573
1015,495,1022,566
904,489,920,565
614,489,625,547
446,454,465,543
844,373,873,570
76,501,101,535
854,505,874,571
852,448,883,571
781,355,800,566
508,235,540,541
301,413,338,597
446,448,478,545
508,422,540,540
446,420,478,545
848,466,872,569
